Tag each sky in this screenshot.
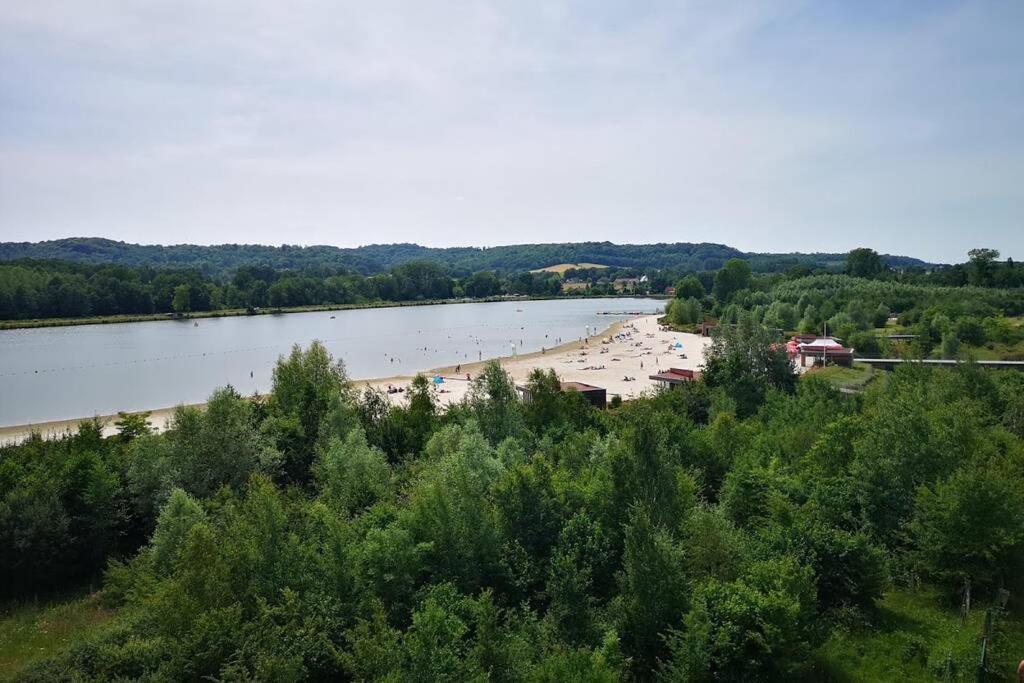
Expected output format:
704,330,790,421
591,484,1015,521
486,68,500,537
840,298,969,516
1,1,1021,263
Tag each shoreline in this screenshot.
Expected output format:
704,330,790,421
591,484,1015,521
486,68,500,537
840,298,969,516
0,322,623,444
0,402,207,445
0,294,668,331
1,313,704,446
0,318,625,443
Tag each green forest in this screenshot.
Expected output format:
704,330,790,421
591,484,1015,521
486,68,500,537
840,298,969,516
1,243,1020,328
2,246,1024,680
663,249,1024,361
3,319,1024,680
0,260,520,321
0,238,932,277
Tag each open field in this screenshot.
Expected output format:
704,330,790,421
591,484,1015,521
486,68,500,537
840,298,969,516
529,262,608,274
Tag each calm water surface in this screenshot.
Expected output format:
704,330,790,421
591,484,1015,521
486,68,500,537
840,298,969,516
0,298,662,425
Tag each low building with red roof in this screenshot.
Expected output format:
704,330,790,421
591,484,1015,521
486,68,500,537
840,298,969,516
649,367,702,389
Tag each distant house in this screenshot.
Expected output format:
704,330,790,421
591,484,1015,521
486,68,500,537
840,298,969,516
664,286,676,296
649,367,702,389
561,280,590,293
700,322,717,337
613,277,640,293
517,381,607,409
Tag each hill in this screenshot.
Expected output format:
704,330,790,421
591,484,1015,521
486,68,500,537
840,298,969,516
0,237,934,276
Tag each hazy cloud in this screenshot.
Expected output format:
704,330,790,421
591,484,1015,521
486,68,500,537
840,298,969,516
1,0,1021,261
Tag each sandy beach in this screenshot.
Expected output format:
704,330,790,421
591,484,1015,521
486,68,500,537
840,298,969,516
0,314,709,445
361,313,709,408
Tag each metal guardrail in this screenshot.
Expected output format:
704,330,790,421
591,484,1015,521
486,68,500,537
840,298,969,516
856,358,1024,370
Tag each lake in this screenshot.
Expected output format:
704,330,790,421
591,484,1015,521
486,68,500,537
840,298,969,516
0,297,663,426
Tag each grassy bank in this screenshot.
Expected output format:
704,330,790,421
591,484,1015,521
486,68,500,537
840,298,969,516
812,588,1024,681
7,586,1018,681
0,294,668,331
807,362,880,391
0,590,120,681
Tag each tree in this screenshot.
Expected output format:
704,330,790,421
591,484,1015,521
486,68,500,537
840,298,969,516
954,317,985,346
940,331,960,359
521,368,564,433
762,301,798,331
463,271,502,298
171,283,191,313
845,248,884,278
546,512,613,645
719,465,776,530
662,559,816,681
126,387,279,524
674,275,705,300
967,248,999,287
115,411,152,443
466,361,524,446
181,387,280,496
150,488,207,575
267,341,353,484
403,373,439,454
403,424,504,593
703,314,796,418
909,465,1024,596
872,303,890,328
712,259,752,303
764,507,887,611
667,297,702,326
315,428,391,516
615,506,688,677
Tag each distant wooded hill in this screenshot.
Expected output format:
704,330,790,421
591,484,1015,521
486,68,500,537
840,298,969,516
0,237,933,276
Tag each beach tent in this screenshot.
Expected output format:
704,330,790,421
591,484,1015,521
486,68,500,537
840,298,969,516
674,341,682,349
433,375,444,384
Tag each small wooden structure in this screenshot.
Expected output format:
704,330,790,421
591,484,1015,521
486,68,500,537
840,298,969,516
517,381,607,409
785,335,854,367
